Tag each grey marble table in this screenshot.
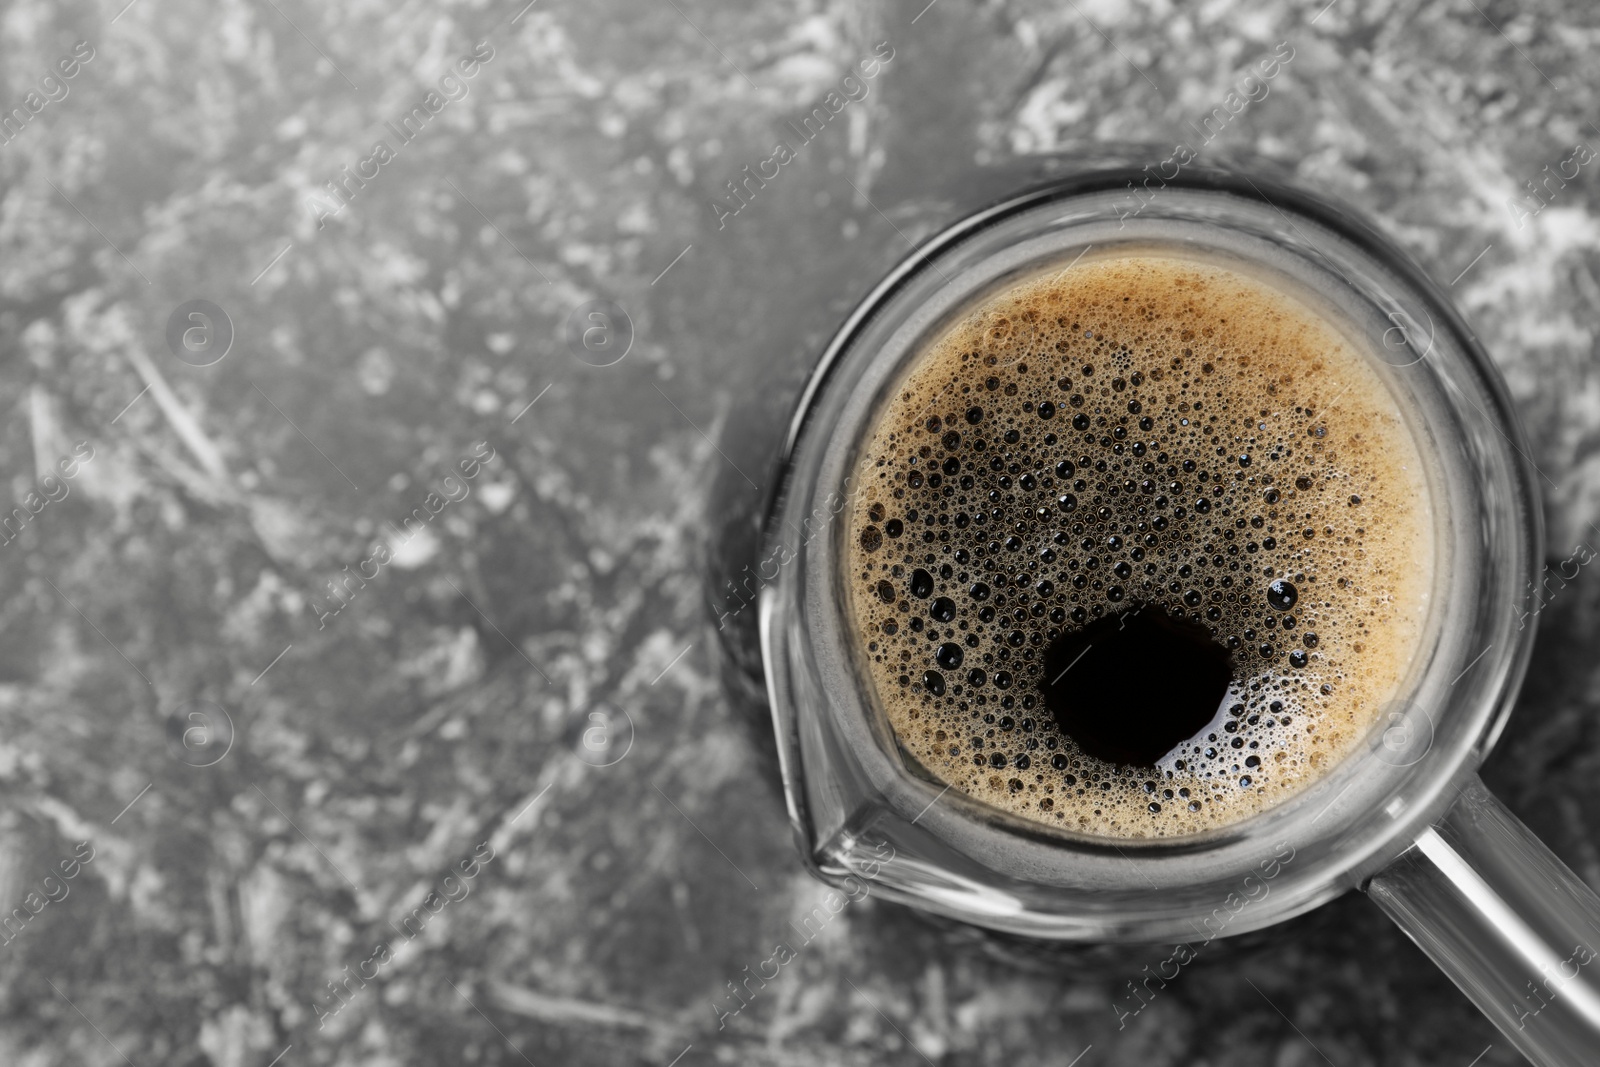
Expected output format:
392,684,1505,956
0,1,1596,1065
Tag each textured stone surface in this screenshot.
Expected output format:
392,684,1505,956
0,1,1597,1065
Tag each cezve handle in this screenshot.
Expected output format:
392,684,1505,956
1367,775,1600,1065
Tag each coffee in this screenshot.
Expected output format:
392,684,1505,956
845,251,1433,838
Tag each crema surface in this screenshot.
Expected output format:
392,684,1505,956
845,252,1433,837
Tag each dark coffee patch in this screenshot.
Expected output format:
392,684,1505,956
1042,609,1231,766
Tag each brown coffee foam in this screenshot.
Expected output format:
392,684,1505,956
844,252,1433,838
